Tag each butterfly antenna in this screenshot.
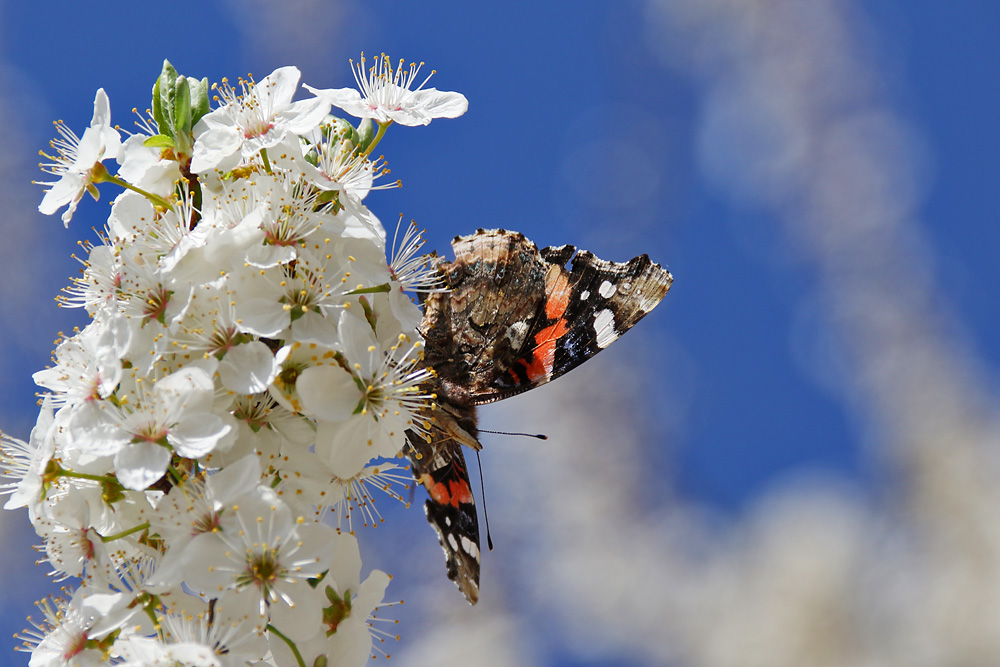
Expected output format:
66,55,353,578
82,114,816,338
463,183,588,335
474,450,494,551
479,429,548,440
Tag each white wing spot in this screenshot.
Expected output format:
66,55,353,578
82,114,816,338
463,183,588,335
594,309,617,348
580,290,590,300
506,320,530,349
461,536,480,559
447,533,460,551
599,280,617,298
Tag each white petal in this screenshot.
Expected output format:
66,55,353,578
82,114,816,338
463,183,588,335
314,419,371,479
182,532,233,594
291,522,338,572
157,365,216,397
144,543,187,590
84,592,135,638
336,309,379,377
91,88,111,128
284,96,333,134
108,190,156,240
91,89,122,160
302,85,368,119
386,289,424,338
235,298,290,337
165,643,222,667
66,401,131,456
259,66,301,108
244,241,296,269
114,442,171,490
206,454,263,502
219,341,278,394
325,616,373,667
354,569,391,615
327,531,362,592
190,118,241,173
298,365,361,420
385,107,432,127
38,171,84,215
268,582,325,641
414,88,468,118
169,412,231,458
290,310,340,347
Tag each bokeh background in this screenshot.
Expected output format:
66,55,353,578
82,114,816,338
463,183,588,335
1,1,999,665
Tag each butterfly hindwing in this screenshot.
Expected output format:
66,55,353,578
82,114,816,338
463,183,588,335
406,396,481,604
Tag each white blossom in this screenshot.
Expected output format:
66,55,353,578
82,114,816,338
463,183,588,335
306,53,468,126
183,486,335,636
8,55,469,667
191,66,330,173
19,589,136,667
37,88,122,225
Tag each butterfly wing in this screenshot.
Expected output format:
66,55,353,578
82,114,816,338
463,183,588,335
405,395,482,604
419,229,549,397
484,246,672,401
411,228,672,604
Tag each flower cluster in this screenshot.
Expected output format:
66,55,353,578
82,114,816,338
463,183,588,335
4,55,467,666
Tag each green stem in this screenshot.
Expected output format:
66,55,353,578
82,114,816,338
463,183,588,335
346,283,391,296
260,147,273,175
268,624,307,667
101,173,173,210
60,469,113,483
99,522,150,543
362,120,392,158
143,602,162,640
167,464,185,484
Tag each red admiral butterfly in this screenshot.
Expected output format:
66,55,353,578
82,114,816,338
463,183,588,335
406,229,672,604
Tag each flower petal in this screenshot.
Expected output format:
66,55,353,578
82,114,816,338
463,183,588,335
219,341,279,394
114,441,171,490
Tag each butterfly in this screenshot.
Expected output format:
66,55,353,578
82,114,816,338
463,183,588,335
406,228,672,603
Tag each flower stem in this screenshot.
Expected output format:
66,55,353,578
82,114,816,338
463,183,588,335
260,147,273,175
145,605,162,639
100,173,173,210
267,624,307,667
60,469,112,483
363,120,392,158
168,464,185,484
346,283,391,296
99,522,150,543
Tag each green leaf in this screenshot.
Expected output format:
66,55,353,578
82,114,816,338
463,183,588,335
155,60,180,138
142,134,175,149
174,76,192,136
151,77,165,135
190,77,210,127
151,61,211,158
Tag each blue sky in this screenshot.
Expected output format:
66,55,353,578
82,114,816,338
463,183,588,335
0,1,998,665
